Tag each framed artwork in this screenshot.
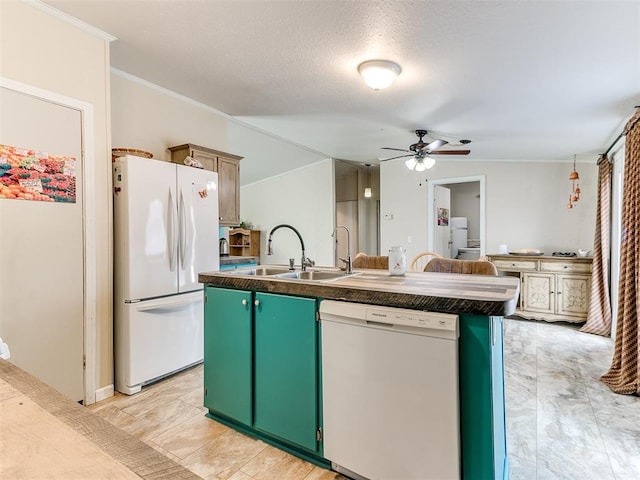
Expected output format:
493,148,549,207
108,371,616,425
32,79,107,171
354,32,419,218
438,207,449,226
0,144,77,203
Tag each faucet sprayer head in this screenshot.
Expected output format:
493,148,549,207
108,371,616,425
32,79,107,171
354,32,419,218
267,237,273,255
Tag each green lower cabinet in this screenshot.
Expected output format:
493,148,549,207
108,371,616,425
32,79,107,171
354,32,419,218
458,314,508,480
253,292,319,453
204,286,323,463
203,286,252,426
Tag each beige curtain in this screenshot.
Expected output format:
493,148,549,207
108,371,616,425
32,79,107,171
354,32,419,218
580,155,612,336
601,108,640,395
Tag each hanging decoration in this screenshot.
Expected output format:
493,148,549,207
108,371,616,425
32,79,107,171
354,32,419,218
567,154,581,209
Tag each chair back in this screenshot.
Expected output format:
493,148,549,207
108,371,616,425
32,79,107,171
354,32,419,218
409,251,442,272
352,253,389,269
424,258,498,276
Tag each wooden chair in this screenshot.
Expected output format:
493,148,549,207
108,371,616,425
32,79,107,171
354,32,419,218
424,258,498,276
409,251,442,272
352,253,389,269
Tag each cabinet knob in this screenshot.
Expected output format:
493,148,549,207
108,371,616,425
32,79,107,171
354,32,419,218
254,300,261,306
219,216,223,221
241,299,248,306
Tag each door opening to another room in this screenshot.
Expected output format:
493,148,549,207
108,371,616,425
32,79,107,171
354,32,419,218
427,176,485,259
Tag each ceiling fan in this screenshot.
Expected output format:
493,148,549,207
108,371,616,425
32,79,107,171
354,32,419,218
380,129,471,171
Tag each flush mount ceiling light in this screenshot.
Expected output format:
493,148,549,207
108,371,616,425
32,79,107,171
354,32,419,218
358,60,401,90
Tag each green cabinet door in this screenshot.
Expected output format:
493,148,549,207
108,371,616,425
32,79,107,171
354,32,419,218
204,286,252,426
253,292,319,453
458,314,507,480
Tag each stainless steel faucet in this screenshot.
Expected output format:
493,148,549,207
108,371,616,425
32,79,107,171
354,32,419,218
267,224,315,271
332,225,353,274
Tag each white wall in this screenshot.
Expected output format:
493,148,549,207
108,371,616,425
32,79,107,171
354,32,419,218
381,160,597,263
111,71,229,160
1,1,112,393
240,160,335,267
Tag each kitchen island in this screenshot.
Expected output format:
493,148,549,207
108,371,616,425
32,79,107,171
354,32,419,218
199,267,519,480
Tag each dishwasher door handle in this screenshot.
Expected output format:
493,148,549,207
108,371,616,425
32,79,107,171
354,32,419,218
366,320,394,328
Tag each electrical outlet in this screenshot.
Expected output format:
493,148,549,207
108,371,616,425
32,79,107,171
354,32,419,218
407,236,412,243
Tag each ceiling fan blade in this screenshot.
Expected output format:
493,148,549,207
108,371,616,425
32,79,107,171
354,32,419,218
429,149,471,155
381,147,411,152
379,154,413,162
421,139,448,152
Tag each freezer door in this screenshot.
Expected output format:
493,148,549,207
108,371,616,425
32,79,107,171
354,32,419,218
115,291,204,394
176,164,219,292
114,156,178,300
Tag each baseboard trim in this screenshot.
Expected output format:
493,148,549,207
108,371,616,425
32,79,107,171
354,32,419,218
95,384,114,403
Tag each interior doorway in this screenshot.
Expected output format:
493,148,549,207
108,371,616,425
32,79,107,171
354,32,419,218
427,175,486,258
0,78,97,404
334,160,379,264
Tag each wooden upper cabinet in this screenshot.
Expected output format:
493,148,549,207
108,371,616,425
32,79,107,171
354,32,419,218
217,155,240,226
169,143,242,226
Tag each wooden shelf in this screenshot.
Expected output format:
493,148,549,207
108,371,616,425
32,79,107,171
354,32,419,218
229,228,261,257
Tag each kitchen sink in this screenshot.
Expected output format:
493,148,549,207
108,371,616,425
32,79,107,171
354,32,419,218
228,266,356,282
275,270,354,281
231,267,293,276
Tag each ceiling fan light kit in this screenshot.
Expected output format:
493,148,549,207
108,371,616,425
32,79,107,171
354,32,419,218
380,129,471,170
358,60,401,90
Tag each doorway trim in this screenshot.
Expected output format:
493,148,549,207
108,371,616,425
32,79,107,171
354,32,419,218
1,77,97,404
427,175,486,257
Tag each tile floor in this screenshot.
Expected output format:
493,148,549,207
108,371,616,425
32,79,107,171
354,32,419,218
89,317,640,480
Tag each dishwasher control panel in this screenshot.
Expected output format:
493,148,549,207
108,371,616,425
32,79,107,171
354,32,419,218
366,307,457,331
319,300,459,337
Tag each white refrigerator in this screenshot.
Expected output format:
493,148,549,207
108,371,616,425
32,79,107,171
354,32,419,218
113,155,219,394
450,216,468,259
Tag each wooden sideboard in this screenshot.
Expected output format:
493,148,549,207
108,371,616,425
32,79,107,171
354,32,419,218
487,254,592,323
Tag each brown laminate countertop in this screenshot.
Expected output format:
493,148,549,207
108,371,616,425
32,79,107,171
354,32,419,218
199,266,520,317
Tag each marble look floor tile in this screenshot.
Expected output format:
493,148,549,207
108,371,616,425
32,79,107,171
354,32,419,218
91,404,139,431
179,383,206,410
303,466,350,479
146,438,183,463
228,471,255,480
149,412,229,460
505,403,536,461
508,455,536,480
182,429,267,480
123,399,206,442
240,445,315,480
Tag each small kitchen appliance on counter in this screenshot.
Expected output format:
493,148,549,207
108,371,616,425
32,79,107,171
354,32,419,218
219,237,229,256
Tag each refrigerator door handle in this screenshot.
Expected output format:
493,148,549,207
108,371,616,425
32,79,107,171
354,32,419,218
135,295,198,312
168,188,177,272
179,188,187,269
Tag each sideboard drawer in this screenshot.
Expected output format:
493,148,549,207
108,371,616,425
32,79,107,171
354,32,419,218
493,259,538,271
540,261,592,274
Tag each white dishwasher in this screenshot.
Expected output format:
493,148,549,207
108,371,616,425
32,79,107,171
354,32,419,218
320,300,460,480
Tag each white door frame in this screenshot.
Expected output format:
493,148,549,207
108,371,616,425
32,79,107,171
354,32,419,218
427,175,486,257
1,77,97,404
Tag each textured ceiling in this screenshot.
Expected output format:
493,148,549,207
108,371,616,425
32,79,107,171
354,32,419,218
44,0,640,168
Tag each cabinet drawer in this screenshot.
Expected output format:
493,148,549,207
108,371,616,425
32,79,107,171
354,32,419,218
540,261,591,274
493,259,538,271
